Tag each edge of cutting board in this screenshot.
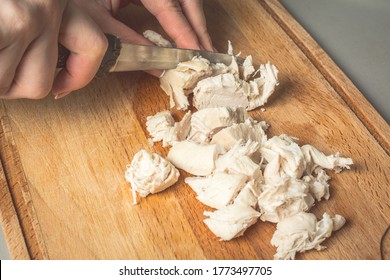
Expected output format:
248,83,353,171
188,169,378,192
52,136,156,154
0,0,389,259
0,102,48,259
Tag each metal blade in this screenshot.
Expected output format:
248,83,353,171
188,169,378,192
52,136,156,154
111,44,244,72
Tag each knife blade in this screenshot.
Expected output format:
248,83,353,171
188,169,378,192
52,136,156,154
57,34,244,76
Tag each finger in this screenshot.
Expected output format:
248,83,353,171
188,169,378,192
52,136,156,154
4,34,58,99
179,0,214,51
0,43,26,98
141,0,202,50
52,3,108,98
107,0,131,15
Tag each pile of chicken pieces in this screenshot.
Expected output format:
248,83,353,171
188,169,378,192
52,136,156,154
125,31,353,260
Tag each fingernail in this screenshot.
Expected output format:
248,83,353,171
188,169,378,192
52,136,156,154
54,91,71,100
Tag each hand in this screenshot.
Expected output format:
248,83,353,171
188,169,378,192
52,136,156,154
137,0,214,51
0,0,108,99
76,0,214,51
73,0,214,78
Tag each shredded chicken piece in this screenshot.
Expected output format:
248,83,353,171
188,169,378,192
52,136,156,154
188,107,248,143
215,140,262,180
143,30,173,48
302,169,331,201
247,63,279,110
242,55,256,81
185,173,247,209
193,62,278,111
258,176,315,223
301,145,353,174
146,110,175,142
163,111,192,147
233,180,262,208
227,40,234,56
193,73,250,109
262,134,305,182
271,212,346,260
204,203,261,241
146,110,192,147
211,118,268,152
167,140,225,176
125,150,179,204
160,56,213,110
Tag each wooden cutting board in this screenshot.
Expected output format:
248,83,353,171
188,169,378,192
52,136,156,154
1,0,389,260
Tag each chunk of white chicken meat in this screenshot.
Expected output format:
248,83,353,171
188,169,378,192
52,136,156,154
262,134,305,183
185,173,247,209
193,73,249,110
193,62,278,111
227,40,234,56
160,56,213,110
242,55,256,81
188,107,248,143
143,30,173,48
262,135,353,184
301,144,353,174
258,176,315,223
271,212,346,260
204,203,261,241
302,169,331,201
125,150,180,204
211,118,268,149
162,110,192,147
247,63,279,110
211,118,268,163
233,180,262,208
146,110,175,142
167,140,225,176
215,140,262,180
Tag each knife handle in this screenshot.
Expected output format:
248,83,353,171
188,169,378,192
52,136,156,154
56,33,121,77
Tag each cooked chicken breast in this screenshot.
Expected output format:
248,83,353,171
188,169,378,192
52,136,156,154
125,149,180,204
211,118,268,152
163,111,192,147
302,169,331,201
258,176,315,223
242,55,256,81
301,144,353,174
185,172,247,209
188,106,248,143
143,30,173,48
125,34,353,258
146,110,175,142
160,57,213,110
271,212,346,260
215,140,262,180
204,203,261,241
233,180,262,208
262,134,353,184
262,134,305,182
193,73,250,110
167,140,225,176
193,63,278,111
247,63,279,110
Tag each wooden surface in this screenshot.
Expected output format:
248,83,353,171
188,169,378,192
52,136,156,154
0,0,389,260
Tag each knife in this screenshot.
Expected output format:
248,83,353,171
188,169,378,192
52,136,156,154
57,34,244,77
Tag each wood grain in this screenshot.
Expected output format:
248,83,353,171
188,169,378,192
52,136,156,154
0,0,389,259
